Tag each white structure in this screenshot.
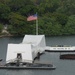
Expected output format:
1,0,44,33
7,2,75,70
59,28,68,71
22,35,46,57
45,46,75,52
6,44,33,64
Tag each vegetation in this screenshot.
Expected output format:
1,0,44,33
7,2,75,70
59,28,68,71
0,0,75,36
0,23,3,33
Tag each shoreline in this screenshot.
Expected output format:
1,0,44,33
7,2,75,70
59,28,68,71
0,34,13,38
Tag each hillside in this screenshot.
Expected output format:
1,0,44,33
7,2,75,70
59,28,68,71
0,0,75,36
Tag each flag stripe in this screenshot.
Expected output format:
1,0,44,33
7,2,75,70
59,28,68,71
27,14,37,21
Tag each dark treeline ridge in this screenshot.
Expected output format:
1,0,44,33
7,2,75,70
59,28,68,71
0,0,75,36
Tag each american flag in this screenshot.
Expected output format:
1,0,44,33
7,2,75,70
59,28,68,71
27,14,37,21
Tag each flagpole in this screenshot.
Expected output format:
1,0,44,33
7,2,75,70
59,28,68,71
36,12,38,35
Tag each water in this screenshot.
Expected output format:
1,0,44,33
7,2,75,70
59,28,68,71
0,36,75,75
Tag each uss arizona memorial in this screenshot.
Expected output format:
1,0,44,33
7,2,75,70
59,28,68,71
6,34,75,64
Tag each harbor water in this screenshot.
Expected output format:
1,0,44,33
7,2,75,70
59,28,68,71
0,36,75,75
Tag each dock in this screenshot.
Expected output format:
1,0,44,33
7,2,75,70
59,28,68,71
60,54,75,59
0,66,56,70
45,46,75,52
0,61,56,70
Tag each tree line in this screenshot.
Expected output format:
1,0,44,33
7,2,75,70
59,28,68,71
0,0,75,36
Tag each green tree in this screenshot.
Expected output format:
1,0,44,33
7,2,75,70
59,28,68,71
0,3,10,23
57,0,75,15
64,15,75,35
0,24,3,33
53,13,68,26
8,12,27,35
38,16,62,36
8,0,34,11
